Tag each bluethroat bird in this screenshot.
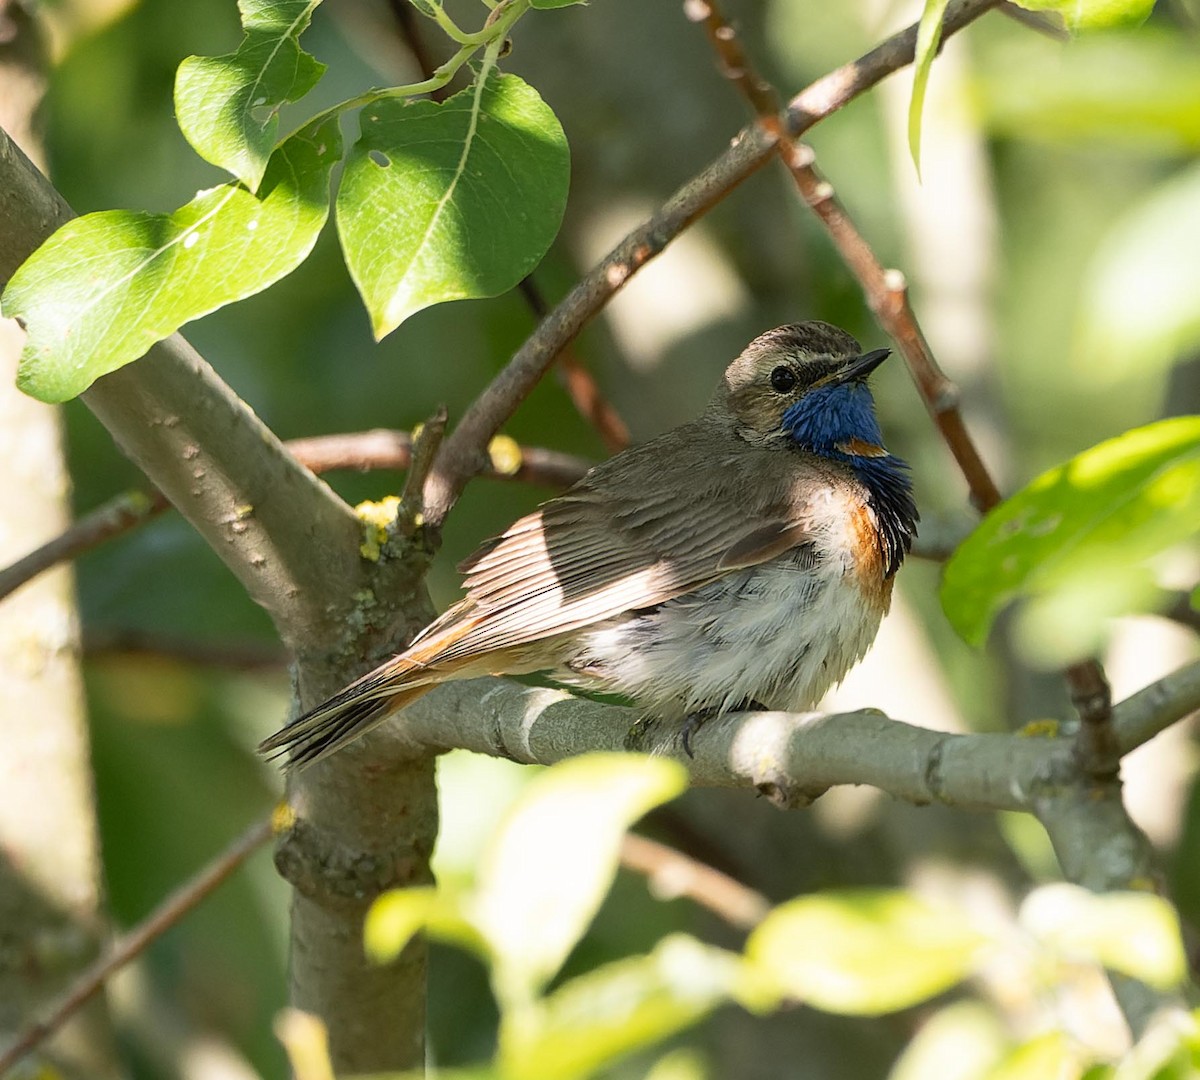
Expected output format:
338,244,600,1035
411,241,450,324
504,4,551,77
260,321,917,768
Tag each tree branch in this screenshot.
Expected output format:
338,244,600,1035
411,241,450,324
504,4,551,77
0,430,592,604
0,816,274,1077
420,0,1005,528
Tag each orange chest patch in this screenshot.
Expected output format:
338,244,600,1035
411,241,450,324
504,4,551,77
847,501,894,614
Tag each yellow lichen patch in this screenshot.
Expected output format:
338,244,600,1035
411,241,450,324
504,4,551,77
234,503,254,520
356,495,401,560
487,434,523,476
272,801,297,834
1018,719,1061,738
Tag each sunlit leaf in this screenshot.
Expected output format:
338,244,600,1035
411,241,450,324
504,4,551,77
746,890,984,1015
1020,884,1187,990
976,32,1200,153
1010,0,1154,30
530,0,588,7
364,886,487,965
471,753,687,1006
337,69,569,339
1075,162,1200,383
984,1032,1085,1080
6,118,340,403
940,417,1200,648
1113,1008,1200,1080
499,936,752,1080
643,1048,710,1080
908,0,949,176
175,0,326,190
889,1001,1008,1080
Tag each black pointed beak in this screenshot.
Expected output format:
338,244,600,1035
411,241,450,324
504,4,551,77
833,347,891,384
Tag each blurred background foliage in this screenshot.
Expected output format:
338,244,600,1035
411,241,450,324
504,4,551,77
19,0,1200,1075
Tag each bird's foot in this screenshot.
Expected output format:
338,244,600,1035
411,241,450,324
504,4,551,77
681,711,713,759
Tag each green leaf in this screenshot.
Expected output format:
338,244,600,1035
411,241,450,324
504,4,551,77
1010,0,1154,30
6,118,340,403
746,889,984,1015
976,32,1200,154
1020,884,1187,990
984,1033,1084,1080
175,0,326,191
499,936,749,1080
336,69,569,339
940,417,1200,648
471,753,687,1006
908,0,949,176
364,886,488,965
1075,162,1200,383
1114,1008,1200,1080
889,1001,1008,1080
530,0,589,7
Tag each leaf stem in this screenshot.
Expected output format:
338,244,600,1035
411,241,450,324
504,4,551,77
284,0,529,142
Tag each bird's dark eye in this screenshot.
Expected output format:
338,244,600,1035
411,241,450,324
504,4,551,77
770,365,797,393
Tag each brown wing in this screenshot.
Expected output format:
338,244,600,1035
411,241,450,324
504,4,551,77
411,421,824,664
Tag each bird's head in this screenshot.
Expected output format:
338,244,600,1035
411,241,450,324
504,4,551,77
715,321,892,456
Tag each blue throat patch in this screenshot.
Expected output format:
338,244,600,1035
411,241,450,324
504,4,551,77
782,382,918,578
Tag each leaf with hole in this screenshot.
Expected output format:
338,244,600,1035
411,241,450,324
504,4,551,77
940,417,1200,648
336,69,569,339
6,118,340,403
175,0,327,191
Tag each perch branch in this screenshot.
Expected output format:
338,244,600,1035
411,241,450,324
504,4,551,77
420,0,1005,528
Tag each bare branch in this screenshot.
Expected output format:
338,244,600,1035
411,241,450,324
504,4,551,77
0,430,593,604
421,0,1005,528
395,406,448,535
620,833,769,931
83,627,286,670
517,276,632,453
0,489,167,603
376,659,1200,812
0,815,275,1076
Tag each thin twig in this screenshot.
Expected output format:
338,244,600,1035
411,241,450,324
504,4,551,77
998,1,1069,39
690,0,1116,776
620,832,770,931
0,431,592,605
421,0,1004,528
0,815,275,1076
0,489,169,602
83,627,287,670
517,276,631,453
396,406,448,535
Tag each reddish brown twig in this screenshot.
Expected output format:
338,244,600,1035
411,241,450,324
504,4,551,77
620,833,769,931
517,277,631,453
0,815,275,1076
691,0,1114,771
0,430,592,605
421,0,1004,529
